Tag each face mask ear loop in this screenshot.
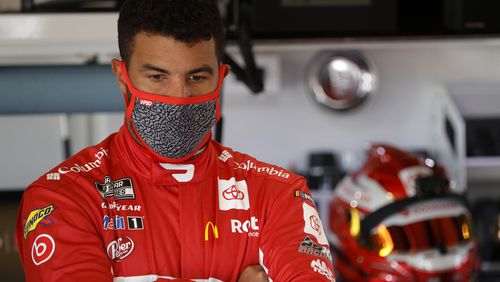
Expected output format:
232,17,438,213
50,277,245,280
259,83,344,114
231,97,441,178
119,61,131,108
122,89,132,109
214,64,228,123
215,98,221,122
119,62,140,130
215,85,221,123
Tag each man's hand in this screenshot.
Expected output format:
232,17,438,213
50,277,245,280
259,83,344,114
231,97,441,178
238,265,269,282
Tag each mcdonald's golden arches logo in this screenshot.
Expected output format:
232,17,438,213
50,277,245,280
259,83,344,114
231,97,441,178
204,221,219,241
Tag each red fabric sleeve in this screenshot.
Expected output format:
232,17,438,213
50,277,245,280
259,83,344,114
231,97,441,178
16,185,113,282
259,177,336,281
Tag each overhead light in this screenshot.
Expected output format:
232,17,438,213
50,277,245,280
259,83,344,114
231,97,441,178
307,50,375,111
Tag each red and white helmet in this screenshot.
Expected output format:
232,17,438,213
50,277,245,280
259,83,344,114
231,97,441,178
329,144,479,282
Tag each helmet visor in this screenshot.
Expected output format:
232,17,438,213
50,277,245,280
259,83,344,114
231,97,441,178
367,199,472,257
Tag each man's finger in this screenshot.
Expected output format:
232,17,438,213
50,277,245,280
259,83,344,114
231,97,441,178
238,265,269,282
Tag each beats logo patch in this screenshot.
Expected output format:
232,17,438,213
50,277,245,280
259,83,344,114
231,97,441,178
31,234,55,266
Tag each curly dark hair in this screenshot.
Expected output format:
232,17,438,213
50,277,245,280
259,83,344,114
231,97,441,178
118,0,224,64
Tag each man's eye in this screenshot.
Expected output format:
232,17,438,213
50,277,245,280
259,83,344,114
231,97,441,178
189,75,207,82
148,74,166,81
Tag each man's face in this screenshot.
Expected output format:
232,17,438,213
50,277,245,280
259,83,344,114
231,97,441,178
113,31,221,99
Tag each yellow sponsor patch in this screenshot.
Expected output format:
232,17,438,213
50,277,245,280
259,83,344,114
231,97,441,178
24,205,55,239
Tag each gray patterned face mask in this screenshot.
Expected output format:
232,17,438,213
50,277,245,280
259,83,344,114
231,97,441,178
120,61,226,162
131,98,216,160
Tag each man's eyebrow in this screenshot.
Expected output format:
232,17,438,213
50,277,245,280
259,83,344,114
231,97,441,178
140,64,169,74
140,64,214,75
188,65,214,75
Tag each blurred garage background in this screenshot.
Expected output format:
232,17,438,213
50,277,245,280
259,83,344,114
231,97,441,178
1,0,500,281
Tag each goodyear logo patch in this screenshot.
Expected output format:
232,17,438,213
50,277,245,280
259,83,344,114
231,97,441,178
24,205,55,239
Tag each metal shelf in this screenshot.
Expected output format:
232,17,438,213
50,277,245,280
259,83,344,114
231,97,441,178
467,157,500,182
482,261,500,272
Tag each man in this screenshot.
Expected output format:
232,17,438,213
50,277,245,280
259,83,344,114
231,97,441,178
16,0,335,281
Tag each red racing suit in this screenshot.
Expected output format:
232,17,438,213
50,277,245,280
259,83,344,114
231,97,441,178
16,125,335,281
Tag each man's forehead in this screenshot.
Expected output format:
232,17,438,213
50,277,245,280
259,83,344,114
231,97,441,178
129,32,218,64
132,31,216,51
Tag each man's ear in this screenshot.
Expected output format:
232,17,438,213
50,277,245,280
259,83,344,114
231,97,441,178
222,63,231,78
111,58,127,95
